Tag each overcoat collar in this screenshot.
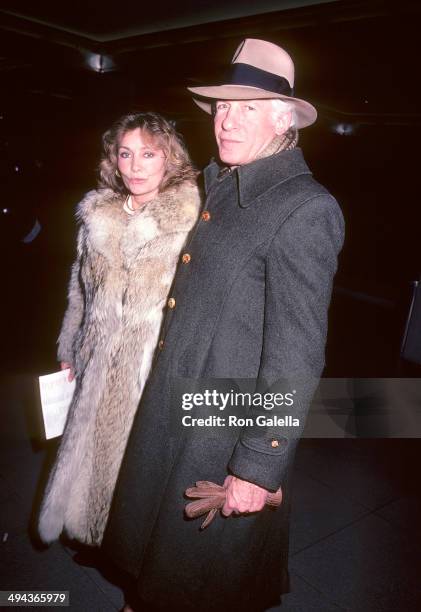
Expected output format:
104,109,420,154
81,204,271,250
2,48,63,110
203,148,312,208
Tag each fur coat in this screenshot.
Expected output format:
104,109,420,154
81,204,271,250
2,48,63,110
38,180,200,546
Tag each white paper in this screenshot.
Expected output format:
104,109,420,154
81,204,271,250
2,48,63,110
38,369,75,439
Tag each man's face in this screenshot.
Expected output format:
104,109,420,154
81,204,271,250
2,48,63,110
213,99,285,166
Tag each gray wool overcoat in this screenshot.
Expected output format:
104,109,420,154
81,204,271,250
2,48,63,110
102,148,345,611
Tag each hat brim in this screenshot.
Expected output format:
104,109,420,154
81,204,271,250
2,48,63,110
187,84,317,129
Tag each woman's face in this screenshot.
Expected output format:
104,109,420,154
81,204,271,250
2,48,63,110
117,128,167,205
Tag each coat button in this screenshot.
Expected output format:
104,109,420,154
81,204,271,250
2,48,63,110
182,253,191,264
158,339,164,350
271,439,279,448
167,297,176,309
201,210,211,221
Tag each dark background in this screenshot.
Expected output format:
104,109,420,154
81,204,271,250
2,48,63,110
1,0,420,377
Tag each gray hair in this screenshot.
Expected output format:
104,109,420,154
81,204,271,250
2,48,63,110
270,99,296,128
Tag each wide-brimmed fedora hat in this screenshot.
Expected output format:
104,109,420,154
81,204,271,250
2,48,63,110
188,38,317,129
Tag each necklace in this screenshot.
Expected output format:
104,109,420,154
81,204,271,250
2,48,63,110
123,195,136,215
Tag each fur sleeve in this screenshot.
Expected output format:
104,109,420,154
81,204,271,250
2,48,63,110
57,226,85,363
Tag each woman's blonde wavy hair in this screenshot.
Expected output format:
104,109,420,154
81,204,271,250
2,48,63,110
99,112,197,194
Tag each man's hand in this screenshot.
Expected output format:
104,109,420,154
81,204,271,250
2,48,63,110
221,475,269,516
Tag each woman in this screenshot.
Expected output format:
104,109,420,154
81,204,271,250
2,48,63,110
38,112,200,547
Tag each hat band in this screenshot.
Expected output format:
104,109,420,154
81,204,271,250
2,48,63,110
223,63,294,97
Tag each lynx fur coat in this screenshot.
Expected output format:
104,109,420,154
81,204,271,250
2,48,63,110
38,180,200,546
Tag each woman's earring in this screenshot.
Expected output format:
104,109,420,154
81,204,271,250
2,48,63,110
115,169,121,178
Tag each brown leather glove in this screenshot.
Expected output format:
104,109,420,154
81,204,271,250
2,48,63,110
184,480,282,529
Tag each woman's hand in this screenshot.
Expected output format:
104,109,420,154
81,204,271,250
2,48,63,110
60,361,75,382
221,475,269,516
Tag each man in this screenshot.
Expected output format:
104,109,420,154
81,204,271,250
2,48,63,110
102,39,344,611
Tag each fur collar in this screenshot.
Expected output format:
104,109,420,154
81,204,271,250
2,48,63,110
76,181,201,262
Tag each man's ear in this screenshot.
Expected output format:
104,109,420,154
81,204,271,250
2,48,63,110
275,111,292,136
